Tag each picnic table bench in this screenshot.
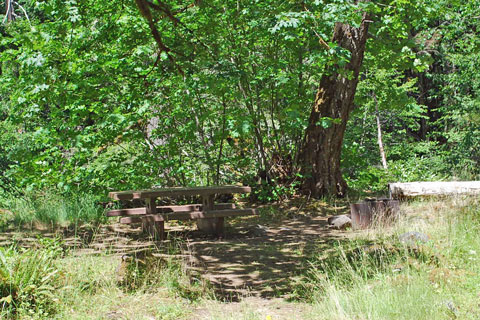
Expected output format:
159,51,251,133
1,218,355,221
107,185,257,239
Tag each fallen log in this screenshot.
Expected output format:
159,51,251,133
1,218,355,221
389,181,480,199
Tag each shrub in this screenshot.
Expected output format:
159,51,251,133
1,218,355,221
0,238,64,318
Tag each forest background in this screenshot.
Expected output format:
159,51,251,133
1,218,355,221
1,0,479,202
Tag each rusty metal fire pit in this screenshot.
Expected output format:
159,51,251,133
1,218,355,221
350,198,400,229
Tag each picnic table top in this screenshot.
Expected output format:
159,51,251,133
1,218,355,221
109,185,252,200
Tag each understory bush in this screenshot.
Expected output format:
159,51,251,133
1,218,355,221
0,238,64,318
345,156,451,194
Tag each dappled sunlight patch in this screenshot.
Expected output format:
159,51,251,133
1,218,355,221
250,197,351,226
2,196,479,319
118,252,213,301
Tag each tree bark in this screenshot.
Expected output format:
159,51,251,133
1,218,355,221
5,0,13,22
373,92,388,169
298,13,370,198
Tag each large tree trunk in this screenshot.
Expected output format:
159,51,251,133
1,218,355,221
298,14,370,198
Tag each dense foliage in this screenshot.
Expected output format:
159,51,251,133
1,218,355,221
1,0,479,199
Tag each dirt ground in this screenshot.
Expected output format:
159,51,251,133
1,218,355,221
0,198,355,319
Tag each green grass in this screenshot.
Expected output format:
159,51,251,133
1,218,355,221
1,195,479,319
0,191,107,229
0,238,65,318
296,196,480,320
54,254,198,319
0,237,211,319
53,240,212,319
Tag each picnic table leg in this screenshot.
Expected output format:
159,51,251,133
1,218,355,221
155,221,165,240
202,194,214,210
197,195,220,235
142,219,165,240
146,197,156,214
196,195,225,237
143,198,164,240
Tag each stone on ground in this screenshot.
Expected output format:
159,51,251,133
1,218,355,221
327,215,352,230
398,231,430,244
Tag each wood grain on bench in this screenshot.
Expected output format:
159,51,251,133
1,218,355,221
109,185,251,200
119,208,257,224
108,185,255,238
106,203,235,217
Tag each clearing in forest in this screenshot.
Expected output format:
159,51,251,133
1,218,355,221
1,197,479,320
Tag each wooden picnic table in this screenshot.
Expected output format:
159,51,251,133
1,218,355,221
107,185,256,239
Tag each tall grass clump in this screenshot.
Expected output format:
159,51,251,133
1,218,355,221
297,197,480,320
119,240,213,301
0,238,64,318
55,241,207,319
0,191,106,229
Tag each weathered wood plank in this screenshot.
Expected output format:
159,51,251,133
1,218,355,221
109,185,251,200
146,197,156,215
119,208,257,224
107,207,146,217
389,181,480,199
106,203,235,217
142,220,165,240
197,194,216,233
215,217,225,236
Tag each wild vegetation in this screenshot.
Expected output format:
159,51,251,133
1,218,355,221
1,0,480,319
297,198,480,319
0,196,478,319
1,0,480,200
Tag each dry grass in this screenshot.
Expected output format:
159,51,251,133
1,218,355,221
2,196,479,319
297,196,480,320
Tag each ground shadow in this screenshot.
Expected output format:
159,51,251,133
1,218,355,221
179,213,352,300
0,199,354,300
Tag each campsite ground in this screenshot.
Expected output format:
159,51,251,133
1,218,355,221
1,196,479,319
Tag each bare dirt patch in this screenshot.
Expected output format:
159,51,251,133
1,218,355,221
184,214,349,299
